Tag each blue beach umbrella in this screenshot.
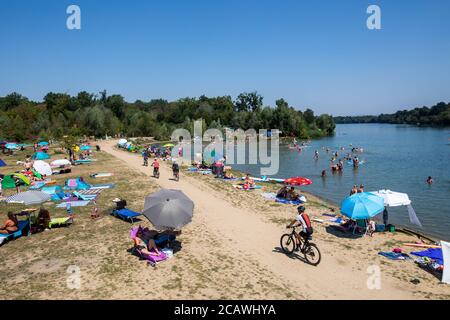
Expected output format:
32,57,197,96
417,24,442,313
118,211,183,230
80,145,92,151
38,141,49,146
340,192,384,220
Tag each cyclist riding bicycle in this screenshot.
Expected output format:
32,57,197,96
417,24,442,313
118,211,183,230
172,161,180,180
286,206,313,249
151,158,160,176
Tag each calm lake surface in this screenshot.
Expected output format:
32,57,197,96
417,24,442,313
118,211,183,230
233,124,450,240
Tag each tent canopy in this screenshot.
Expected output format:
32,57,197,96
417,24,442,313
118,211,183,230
32,152,50,160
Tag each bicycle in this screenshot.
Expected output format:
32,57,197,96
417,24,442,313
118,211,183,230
153,167,160,179
280,226,321,266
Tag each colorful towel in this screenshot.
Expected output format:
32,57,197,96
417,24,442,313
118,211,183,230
56,201,90,208
89,184,115,190
411,248,443,265
275,198,303,205
378,252,411,260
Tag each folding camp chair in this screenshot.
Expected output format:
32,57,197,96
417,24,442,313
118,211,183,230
111,208,141,223
353,219,369,236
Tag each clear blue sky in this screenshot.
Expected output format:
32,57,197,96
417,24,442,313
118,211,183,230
1,0,449,116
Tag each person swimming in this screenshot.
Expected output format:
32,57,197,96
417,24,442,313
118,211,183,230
426,176,433,184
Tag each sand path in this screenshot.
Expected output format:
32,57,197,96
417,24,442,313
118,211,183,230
100,140,415,299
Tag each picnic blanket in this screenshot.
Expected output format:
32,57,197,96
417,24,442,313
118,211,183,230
56,200,90,208
411,248,443,265
378,252,411,261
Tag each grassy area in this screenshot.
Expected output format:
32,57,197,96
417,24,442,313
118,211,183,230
0,145,299,299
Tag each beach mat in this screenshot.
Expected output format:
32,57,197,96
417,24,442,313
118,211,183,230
378,252,411,261
89,184,115,190
56,201,90,208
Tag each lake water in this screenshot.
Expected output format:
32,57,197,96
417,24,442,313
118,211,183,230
232,124,450,241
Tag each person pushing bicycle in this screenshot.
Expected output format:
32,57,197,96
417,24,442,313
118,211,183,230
286,206,313,248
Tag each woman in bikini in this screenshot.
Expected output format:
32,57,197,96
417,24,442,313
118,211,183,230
0,212,19,234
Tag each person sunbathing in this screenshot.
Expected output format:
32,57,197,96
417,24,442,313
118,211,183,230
244,174,255,187
223,171,234,179
276,186,288,199
135,227,161,256
286,187,299,201
37,208,51,230
0,212,19,234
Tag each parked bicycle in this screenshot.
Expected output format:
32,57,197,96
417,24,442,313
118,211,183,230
280,226,321,266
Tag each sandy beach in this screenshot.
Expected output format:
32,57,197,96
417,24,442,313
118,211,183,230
0,140,448,300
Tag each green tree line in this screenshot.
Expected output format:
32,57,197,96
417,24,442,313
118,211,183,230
0,91,335,141
334,102,450,126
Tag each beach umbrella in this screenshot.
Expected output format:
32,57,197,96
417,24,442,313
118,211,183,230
51,159,71,167
5,191,51,205
163,143,175,148
118,139,127,145
284,177,313,186
370,189,422,227
142,189,194,230
80,145,92,151
33,160,52,176
38,141,49,146
340,192,384,220
370,189,411,207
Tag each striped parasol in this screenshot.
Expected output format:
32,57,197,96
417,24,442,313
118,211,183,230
5,191,51,205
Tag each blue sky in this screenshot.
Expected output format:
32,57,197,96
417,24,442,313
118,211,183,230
0,0,449,116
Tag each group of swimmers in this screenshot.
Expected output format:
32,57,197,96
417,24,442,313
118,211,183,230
350,184,364,195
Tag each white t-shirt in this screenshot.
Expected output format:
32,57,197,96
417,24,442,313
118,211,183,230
296,214,308,232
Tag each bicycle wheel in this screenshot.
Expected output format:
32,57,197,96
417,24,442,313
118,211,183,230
303,243,321,266
280,234,295,254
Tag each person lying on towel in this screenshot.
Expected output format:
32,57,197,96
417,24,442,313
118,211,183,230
276,186,288,199
135,227,161,256
0,212,18,235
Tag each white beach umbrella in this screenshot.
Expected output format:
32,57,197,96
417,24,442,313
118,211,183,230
371,189,422,227
370,189,411,207
6,191,51,205
51,159,71,167
33,160,52,176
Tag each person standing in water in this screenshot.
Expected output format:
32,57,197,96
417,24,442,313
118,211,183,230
426,176,433,184
314,150,319,160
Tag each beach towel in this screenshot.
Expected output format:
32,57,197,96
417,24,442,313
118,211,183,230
89,183,115,190
56,200,90,208
261,192,277,200
48,217,73,228
0,159,6,167
232,184,262,190
73,191,98,201
29,181,46,190
76,189,103,195
378,252,411,261
411,248,443,265
275,198,303,205
90,173,114,178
